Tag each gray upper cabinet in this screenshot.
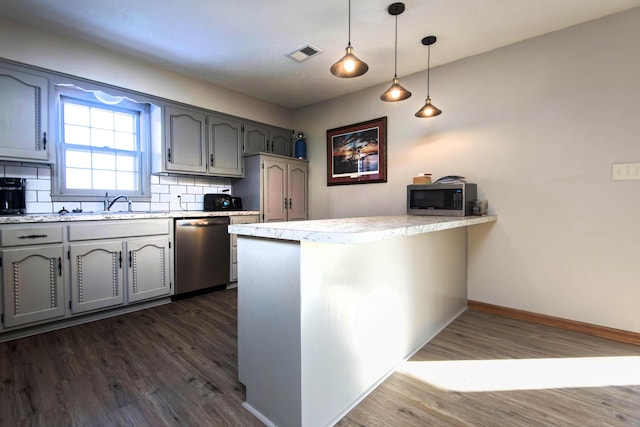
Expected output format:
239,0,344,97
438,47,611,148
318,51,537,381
270,127,293,157
244,122,269,155
154,102,292,177
162,105,208,174
208,114,243,177
244,122,292,157
0,65,50,162
154,105,243,177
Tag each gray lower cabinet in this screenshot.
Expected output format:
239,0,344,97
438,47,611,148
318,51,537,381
1,245,65,328
0,219,172,333
69,241,124,314
0,64,50,162
126,236,171,303
0,226,65,328
68,220,172,313
229,215,259,282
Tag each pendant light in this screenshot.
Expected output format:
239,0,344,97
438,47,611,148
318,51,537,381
380,2,411,102
415,35,442,118
330,0,369,78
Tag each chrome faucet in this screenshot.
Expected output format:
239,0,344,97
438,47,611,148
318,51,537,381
104,193,132,212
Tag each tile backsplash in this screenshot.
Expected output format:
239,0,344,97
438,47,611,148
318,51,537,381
0,163,232,214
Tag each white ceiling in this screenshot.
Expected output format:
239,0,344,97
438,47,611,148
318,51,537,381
0,0,638,109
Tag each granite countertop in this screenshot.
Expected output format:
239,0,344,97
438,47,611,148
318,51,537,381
0,210,260,224
228,215,497,244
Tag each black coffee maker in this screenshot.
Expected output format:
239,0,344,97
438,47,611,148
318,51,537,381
0,177,26,215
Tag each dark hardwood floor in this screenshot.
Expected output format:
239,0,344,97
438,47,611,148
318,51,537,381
1,288,639,426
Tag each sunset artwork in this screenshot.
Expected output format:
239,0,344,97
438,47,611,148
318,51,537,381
331,126,379,178
326,117,387,186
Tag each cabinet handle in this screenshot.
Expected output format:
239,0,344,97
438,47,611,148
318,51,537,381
42,132,47,150
167,148,172,162
289,198,292,209
58,257,62,276
19,234,48,239
271,141,274,152
129,251,132,268
119,251,122,268
210,154,214,166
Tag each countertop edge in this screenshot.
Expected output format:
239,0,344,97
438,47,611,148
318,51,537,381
0,210,260,224
229,215,497,244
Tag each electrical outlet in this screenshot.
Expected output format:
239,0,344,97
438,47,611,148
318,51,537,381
611,163,640,181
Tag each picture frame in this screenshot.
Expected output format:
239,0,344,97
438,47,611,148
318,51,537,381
326,116,387,186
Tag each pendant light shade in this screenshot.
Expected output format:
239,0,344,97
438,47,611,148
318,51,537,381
415,97,442,118
415,35,442,118
380,2,411,102
331,0,369,78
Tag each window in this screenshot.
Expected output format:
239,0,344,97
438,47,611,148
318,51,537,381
53,85,152,201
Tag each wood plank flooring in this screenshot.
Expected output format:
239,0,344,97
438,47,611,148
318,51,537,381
1,288,639,426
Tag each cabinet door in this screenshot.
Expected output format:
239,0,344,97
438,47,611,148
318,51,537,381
126,236,171,303
244,123,269,155
229,215,260,282
0,67,49,161
270,127,292,157
69,241,125,314
1,245,65,328
287,162,308,221
208,114,243,177
262,158,288,223
164,106,207,173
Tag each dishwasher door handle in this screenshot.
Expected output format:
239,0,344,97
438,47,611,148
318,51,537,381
178,219,230,227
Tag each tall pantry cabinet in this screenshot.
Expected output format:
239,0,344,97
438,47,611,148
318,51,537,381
233,153,308,223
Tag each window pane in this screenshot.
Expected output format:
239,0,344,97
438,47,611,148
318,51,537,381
116,171,137,191
114,112,134,132
58,97,145,197
92,152,116,170
91,128,114,148
91,108,114,130
66,168,92,189
115,131,136,151
64,124,91,146
66,149,91,168
64,103,90,126
116,154,137,172
92,170,116,190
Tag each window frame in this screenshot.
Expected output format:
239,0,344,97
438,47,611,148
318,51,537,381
52,82,152,202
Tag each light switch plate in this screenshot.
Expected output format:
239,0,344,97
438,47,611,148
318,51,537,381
612,163,640,180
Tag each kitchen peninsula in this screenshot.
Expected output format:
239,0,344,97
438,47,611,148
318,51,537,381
229,214,497,427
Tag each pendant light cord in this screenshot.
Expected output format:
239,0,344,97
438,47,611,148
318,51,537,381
348,0,352,45
427,44,431,97
393,13,398,78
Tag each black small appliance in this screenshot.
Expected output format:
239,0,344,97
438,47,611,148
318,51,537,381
204,193,232,211
231,197,243,210
0,177,26,215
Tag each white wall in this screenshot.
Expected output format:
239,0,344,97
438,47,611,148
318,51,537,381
0,17,293,128
294,8,640,333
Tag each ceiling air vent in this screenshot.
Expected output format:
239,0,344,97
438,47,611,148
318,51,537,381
286,44,323,63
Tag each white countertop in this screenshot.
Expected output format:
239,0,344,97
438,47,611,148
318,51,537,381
228,215,497,244
0,210,259,224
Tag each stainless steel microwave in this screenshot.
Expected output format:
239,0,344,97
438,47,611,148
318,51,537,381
407,183,477,216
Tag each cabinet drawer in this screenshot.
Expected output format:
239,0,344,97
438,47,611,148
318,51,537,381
1,226,64,246
69,219,170,241
230,215,260,225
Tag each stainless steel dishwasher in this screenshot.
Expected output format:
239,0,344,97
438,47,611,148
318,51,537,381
174,216,230,295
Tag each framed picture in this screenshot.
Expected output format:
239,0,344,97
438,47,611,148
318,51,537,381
326,116,387,186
